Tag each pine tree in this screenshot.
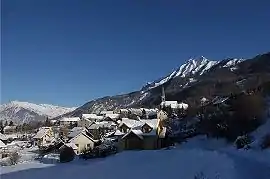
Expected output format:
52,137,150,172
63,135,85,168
4,121,8,127
0,121,3,134
9,121,14,126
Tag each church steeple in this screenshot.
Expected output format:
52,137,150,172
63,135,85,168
161,86,166,103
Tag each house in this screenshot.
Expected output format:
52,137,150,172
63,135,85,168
33,127,54,147
81,114,104,122
118,118,143,133
60,117,80,127
161,101,189,110
67,127,88,140
78,117,93,128
100,110,114,116
68,131,97,154
88,121,117,140
0,140,6,149
104,113,121,121
117,118,167,150
3,126,17,134
0,133,8,144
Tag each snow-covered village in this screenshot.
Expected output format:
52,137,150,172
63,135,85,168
1,84,270,179
2,1,270,179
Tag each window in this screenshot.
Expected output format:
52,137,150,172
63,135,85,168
75,144,79,147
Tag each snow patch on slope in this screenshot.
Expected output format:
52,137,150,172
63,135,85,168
145,56,219,90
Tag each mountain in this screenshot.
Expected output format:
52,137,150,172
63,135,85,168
142,56,244,91
54,52,270,119
0,101,76,124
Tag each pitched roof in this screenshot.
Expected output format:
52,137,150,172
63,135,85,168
161,101,189,109
142,128,157,136
68,127,87,138
0,133,8,141
119,118,143,129
105,113,120,119
64,143,78,150
122,130,143,140
0,140,6,148
3,126,17,130
70,127,85,132
69,131,95,143
100,111,114,115
114,130,125,136
82,114,104,121
60,117,80,122
33,128,50,139
140,119,159,129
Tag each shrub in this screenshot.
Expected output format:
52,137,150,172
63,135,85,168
260,134,270,149
9,152,20,165
234,135,252,149
59,146,75,163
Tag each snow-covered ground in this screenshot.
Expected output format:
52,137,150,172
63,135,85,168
1,114,269,179
1,144,270,179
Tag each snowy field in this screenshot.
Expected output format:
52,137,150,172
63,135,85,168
1,146,270,179
1,114,270,179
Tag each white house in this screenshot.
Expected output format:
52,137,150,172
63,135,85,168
68,131,97,154
60,117,80,126
33,127,54,147
82,114,104,122
3,126,17,134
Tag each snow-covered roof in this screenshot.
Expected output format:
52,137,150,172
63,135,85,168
0,140,6,148
33,128,50,139
64,143,78,150
89,121,116,129
161,101,188,109
71,127,84,132
178,102,189,110
122,130,143,140
119,118,143,129
142,128,157,136
0,133,8,141
69,131,95,143
212,97,229,105
82,114,104,121
3,126,17,130
140,119,159,129
114,130,125,136
68,127,87,138
119,109,129,113
201,97,209,103
105,113,120,119
60,117,80,122
100,111,114,115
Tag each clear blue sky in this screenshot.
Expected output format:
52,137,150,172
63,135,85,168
1,0,270,107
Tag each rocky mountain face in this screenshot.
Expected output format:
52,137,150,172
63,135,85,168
0,101,76,124
54,52,270,119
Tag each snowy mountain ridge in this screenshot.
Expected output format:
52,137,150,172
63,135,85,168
143,56,245,90
0,101,76,123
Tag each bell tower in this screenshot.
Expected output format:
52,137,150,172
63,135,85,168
161,86,166,103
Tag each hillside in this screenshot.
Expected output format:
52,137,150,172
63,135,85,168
54,52,270,119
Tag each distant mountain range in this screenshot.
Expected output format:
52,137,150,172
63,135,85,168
0,101,76,124
2,52,270,123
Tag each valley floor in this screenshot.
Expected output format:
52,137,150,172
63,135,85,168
1,145,270,179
